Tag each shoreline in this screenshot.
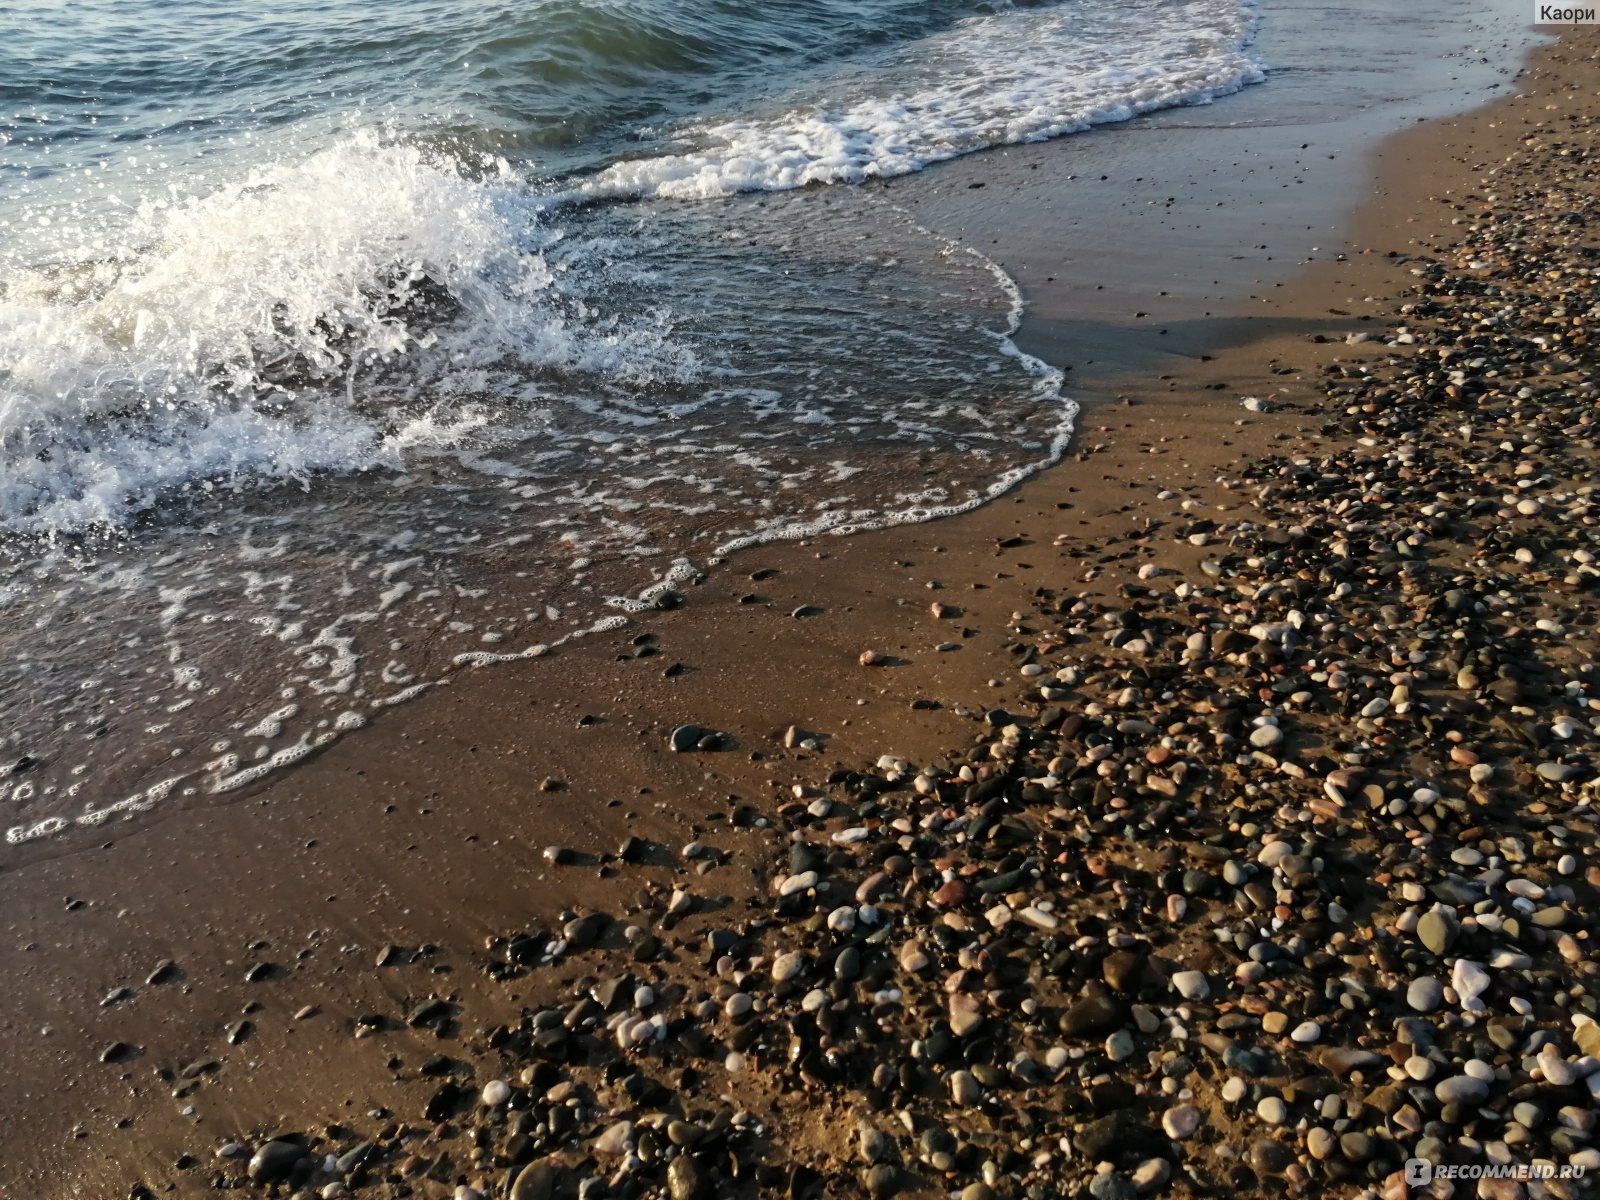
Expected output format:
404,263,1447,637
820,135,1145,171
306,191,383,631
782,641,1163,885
4,7,1594,1199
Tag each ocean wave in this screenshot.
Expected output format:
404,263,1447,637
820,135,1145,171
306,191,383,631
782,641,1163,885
0,129,694,538
566,0,1262,202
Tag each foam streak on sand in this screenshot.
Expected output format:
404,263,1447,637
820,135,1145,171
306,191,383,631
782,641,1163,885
709,221,1076,559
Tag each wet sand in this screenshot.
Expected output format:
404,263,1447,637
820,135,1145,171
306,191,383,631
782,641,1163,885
1,3,1586,1197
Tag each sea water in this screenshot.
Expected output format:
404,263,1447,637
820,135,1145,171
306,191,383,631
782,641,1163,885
0,0,1262,845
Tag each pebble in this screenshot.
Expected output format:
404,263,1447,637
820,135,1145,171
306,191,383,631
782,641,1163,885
949,1070,981,1106
668,724,704,752
1404,1055,1436,1082
1105,1030,1135,1061
247,1141,305,1185
864,1163,900,1200
594,1121,632,1156
1249,724,1284,750
1435,1076,1490,1106
1407,977,1445,1013
1131,1159,1170,1191
1417,909,1457,956
1451,959,1491,1010
1088,1173,1135,1200
666,1155,702,1200
508,1161,556,1200
1161,1106,1201,1140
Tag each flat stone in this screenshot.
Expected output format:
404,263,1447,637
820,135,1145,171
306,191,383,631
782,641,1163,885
248,1141,306,1185
1435,1075,1489,1106
864,1163,900,1200
949,1069,981,1106
595,1120,632,1156
1575,1021,1600,1060
1417,910,1457,956
1060,993,1126,1037
563,913,609,949
1339,1132,1372,1162
1101,950,1146,993
667,1154,705,1200
949,994,984,1037
1088,1173,1135,1200
669,724,704,752
1250,725,1284,750
1407,977,1445,1013
1161,1105,1201,1140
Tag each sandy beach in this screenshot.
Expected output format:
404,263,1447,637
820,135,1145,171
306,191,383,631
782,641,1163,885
6,6,1600,1200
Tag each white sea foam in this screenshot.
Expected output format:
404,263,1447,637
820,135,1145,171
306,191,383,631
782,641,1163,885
0,129,694,537
569,0,1261,203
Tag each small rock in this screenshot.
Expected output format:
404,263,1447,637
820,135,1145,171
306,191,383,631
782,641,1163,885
248,1141,306,1185
594,1121,632,1156
1407,977,1444,1013
1435,1075,1489,1106
864,1164,900,1200
1088,1172,1136,1200
1060,993,1125,1037
1417,909,1457,956
669,725,704,752
508,1160,557,1200
1161,1105,1201,1140
667,1155,704,1200
100,1042,138,1064
1249,724,1284,750
949,1069,981,1105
